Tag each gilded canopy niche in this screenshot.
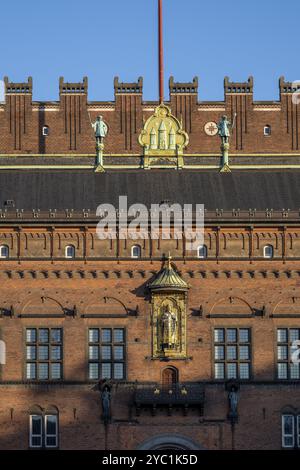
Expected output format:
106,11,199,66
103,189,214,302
148,256,189,359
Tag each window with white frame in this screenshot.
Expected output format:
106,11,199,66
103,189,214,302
0,245,9,259
282,414,300,448
65,245,75,259
197,245,207,259
264,125,271,136
29,414,58,448
277,328,300,379
263,244,273,258
42,125,49,136
131,245,141,258
45,415,58,448
29,415,43,448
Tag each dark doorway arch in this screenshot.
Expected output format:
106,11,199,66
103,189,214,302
137,434,203,450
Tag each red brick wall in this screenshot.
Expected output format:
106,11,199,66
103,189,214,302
0,256,300,449
0,76,299,155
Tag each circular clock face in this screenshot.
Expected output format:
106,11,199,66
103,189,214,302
204,121,218,136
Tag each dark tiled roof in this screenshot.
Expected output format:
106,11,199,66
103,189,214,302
0,170,299,211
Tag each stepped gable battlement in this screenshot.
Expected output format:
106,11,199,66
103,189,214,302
2,75,297,102
0,75,299,157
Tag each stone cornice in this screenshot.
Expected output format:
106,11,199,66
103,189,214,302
0,209,298,223
0,268,298,280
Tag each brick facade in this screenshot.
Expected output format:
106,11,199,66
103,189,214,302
0,223,300,449
1,76,300,156
0,73,300,451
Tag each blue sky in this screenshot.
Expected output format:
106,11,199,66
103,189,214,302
0,0,299,102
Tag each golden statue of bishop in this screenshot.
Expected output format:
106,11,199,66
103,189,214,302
161,305,178,350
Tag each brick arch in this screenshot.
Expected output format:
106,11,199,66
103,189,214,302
208,233,213,249
137,434,203,450
209,295,253,315
288,233,293,249
255,233,260,249
83,295,128,316
28,404,43,414
0,233,14,248
272,296,300,315
55,232,80,250
281,405,298,414
222,233,226,249
44,405,59,414
18,294,65,316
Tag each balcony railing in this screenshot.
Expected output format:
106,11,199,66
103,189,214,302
134,383,205,416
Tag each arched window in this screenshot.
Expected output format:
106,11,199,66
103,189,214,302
44,414,58,448
197,244,207,259
29,406,43,448
131,245,141,259
29,406,59,449
263,244,273,258
282,414,300,449
0,245,9,259
162,367,178,388
42,125,49,136
65,245,75,259
264,125,271,136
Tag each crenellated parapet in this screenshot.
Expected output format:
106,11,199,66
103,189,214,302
279,76,300,95
224,76,253,95
59,76,88,96
0,75,299,158
169,76,198,95
4,76,33,97
279,76,300,151
114,76,143,95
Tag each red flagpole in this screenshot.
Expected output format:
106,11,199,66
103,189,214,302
158,0,164,103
